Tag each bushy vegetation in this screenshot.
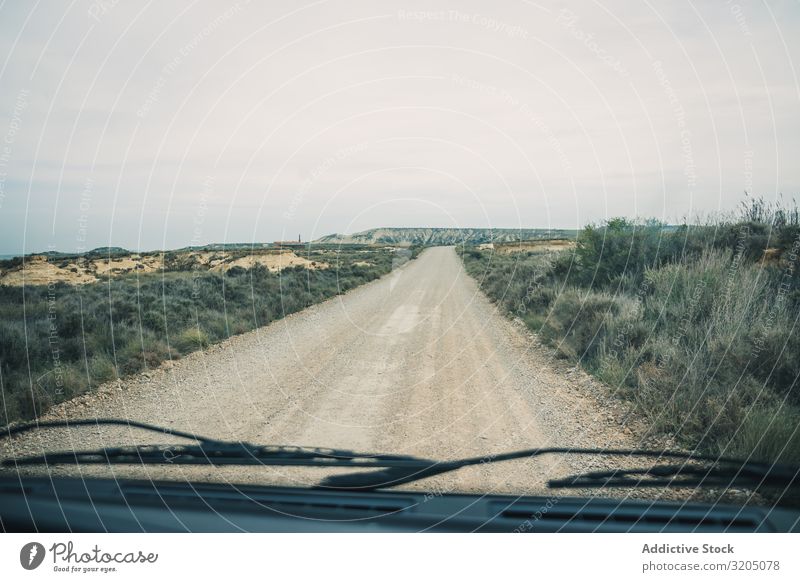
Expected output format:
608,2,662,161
0,246,418,425
461,198,800,465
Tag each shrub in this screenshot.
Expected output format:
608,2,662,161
88,354,118,384
727,406,800,465
541,288,620,361
173,328,210,354
572,218,681,287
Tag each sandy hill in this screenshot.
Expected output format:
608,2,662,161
0,249,325,287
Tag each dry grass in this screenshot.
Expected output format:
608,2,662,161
493,239,576,255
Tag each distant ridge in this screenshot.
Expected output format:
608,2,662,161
34,246,131,259
314,227,578,246
3,228,581,259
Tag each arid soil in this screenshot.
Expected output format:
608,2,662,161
485,239,577,254
207,250,325,273
1,247,703,501
0,250,324,286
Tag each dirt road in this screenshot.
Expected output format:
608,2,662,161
2,247,648,495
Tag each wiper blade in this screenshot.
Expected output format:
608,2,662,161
3,442,433,469
548,462,800,490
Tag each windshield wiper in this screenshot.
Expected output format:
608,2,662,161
2,418,798,494
3,442,432,469
548,462,800,491
1,418,431,470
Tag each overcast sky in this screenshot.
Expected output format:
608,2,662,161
0,0,798,253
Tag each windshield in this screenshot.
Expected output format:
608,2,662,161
2,237,798,507
1,4,799,514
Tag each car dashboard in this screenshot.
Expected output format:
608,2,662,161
1,476,798,532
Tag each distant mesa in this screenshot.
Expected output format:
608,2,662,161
21,246,131,259
85,246,130,256
313,227,578,246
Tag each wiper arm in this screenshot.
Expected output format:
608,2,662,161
2,418,224,444
318,450,800,492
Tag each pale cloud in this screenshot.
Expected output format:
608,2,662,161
0,0,798,253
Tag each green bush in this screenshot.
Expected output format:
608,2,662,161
173,328,209,354
728,406,800,465
87,354,118,384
